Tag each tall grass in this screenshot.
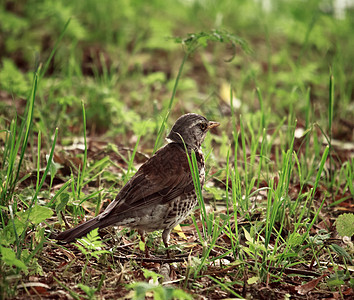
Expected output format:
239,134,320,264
0,71,37,209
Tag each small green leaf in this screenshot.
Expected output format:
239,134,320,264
330,244,353,265
172,289,193,300
55,193,70,214
336,213,354,237
3,218,27,243
204,186,225,201
142,269,163,284
139,240,145,252
242,227,253,243
247,276,259,284
350,277,354,288
21,205,53,225
327,278,345,287
75,229,109,259
46,154,62,176
174,30,250,58
77,283,97,298
288,232,302,246
0,246,28,271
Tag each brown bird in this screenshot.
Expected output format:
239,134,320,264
55,113,219,257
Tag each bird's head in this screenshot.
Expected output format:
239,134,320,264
167,113,220,149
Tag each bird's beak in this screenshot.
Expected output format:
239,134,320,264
207,121,220,129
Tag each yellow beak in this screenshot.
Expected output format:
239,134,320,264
207,121,220,129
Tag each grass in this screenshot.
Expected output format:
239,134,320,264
0,0,353,299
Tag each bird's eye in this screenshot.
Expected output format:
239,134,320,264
199,123,208,131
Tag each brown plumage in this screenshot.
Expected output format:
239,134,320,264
55,113,219,256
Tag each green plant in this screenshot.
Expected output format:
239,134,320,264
127,269,192,300
74,228,109,283
335,213,354,238
153,30,249,153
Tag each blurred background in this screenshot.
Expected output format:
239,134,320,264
0,0,353,144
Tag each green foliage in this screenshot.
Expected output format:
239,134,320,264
335,213,354,237
75,228,109,260
327,269,352,289
204,186,225,201
0,69,38,209
309,229,331,245
174,29,250,58
75,228,109,284
330,244,353,265
127,282,192,300
20,204,53,226
0,246,28,272
0,203,52,251
153,29,249,152
0,59,31,97
0,8,28,35
242,227,267,260
77,283,97,300
34,1,87,40
127,269,192,299
142,269,163,284
55,193,70,219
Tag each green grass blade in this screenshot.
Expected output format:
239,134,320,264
77,101,88,199
39,18,71,80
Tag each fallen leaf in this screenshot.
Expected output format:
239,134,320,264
295,274,327,295
173,224,187,240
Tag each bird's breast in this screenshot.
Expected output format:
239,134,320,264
195,149,205,186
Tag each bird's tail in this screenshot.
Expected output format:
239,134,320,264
55,217,102,243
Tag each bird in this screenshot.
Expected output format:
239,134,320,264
55,113,219,257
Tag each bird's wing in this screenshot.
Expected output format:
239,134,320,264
98,143,195,220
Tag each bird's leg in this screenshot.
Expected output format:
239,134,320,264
162,228,172,259
138,229,150,258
